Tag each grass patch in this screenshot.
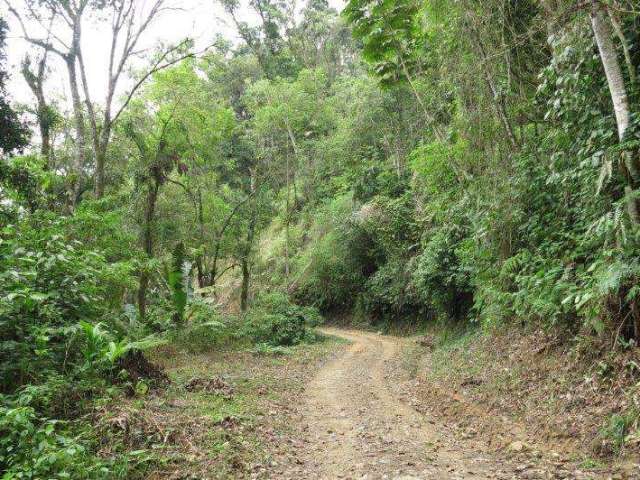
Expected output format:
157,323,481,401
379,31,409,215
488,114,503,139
101,330,345,478
579,457,606,469
427,325,483,379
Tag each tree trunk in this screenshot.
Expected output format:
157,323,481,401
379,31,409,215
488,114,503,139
240,255,250,312
470,27,518,149
196,256,205,288
41,122,51,165
196,188,205,288
592,3,631,139
240,215,256,312
21,59,52,167
34,91,52,166
608,7,637,88
65,55,87,205
77,44,100,179
211,256,218,290
592,1,640,339
137,272,149,320
591,1,640,224
95,145,107,198
138,182,159,319
94,109,113,197
240,175,257,312
285,152,290,280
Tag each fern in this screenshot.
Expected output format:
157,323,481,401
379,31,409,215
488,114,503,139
587,202,628,246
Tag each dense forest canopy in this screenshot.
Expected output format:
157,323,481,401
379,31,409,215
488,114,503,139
2,0,640,477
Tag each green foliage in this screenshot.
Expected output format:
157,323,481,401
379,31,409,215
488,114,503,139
0,18,29,155
0,156,48,216
597,410,639,454
260,0,640,344
6,0,640,472
0,212,135,393
0,405,108,480
241,292,322,346
250,343,292,355
343,0,424,85
78,321,166,370
291,195,373,311
167,242,187,323
168,299,235,352
411,228,473,321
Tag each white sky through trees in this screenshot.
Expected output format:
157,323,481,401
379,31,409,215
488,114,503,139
5,0,344,141
3,0,342,113
4,1,227,104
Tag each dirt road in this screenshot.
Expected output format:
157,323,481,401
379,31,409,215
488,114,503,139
270,328,529,480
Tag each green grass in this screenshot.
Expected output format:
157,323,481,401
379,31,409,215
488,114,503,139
579,457,606,469
108,332,347,478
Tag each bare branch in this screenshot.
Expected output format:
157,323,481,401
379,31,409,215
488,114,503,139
3,1,68,58
214,263,239,282
166,177,199,211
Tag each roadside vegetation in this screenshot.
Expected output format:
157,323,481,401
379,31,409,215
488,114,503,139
2,0,640,477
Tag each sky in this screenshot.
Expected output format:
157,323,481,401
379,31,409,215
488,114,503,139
2,0,316,109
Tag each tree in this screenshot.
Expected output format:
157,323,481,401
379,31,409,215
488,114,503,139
218,0,296,79
6,0,92,202
6,0,195,200
21,51,57,166
77,0,190,198
342,0,424,85
125,114,177,320
0,18,29,156
145,60,236,289
590,0,640,224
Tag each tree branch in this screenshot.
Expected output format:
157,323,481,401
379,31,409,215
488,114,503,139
111,40,215,126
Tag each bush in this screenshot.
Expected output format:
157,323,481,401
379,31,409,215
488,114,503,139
0,212,135,393
168,299,235,352
360,260,419,322
266,194,374,313
294,225,372,312
241,292,322,346
0,405,109,479
596,410,640,455
411,228,474,322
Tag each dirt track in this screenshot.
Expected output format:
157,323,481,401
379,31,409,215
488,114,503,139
271,328,529,480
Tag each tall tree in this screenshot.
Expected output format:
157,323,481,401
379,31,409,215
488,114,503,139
125,116,176,320
7,0,194,200
76,0,185,197
21,51,56,166
590,0,640,224
6,0,90,202
0,18,28,156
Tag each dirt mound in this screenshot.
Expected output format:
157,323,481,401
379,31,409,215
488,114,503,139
117,349,170,393
184,376,234,397
402,327,640,475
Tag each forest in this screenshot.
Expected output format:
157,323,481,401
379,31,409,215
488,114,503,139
1,0,640,478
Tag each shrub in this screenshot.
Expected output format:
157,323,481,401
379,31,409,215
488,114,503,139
596,410,639,455
411,228,474,322
0,213,135,393
241,292,322,346
360,260,419,322
166,242,187,323
294,225,372,312
277,194,375,312
168,299,235,352
0,405,109,479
